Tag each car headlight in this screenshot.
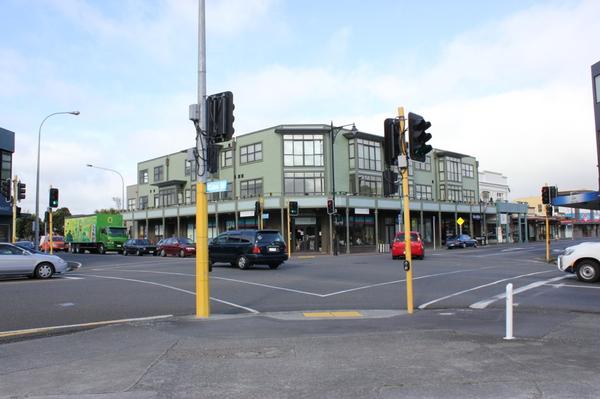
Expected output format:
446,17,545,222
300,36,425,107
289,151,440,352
563,248,575,256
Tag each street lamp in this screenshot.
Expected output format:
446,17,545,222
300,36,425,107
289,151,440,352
86,164,125,211
35,111,80,248
330,121,358,255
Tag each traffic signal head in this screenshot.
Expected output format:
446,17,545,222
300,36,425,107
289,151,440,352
17,182,26,201
49,188,59,208
1,178,10,201
326,198,335,215
383,118,400,166
254,200,261,215
383,170,399,196
206,91,235,143
541,186,550,204
408,112,432,163
289,201,298,217
549,186,558,201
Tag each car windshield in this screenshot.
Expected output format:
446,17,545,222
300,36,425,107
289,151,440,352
395,233,419,241
179,238,194,245
256,232,284,243
136,239,150,245
107,227,127,237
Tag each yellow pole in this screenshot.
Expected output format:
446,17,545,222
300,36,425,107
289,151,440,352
287,201,292,259
196,182,210,317
49,209,53,254
11,177,17,243
545,205,550,262
399,106,413,314
259,196,264,230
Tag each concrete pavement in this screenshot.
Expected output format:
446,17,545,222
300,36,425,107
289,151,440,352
1,308,599,399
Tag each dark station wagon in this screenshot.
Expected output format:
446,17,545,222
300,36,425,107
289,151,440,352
209,229,288,270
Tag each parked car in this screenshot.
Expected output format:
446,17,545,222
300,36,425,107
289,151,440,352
39,235,66,252
557,242,600,283
209,229,288,270
391,231,425,260
15,240,36,252
157,237,196,257
446,234,478,249
0,242,78,279
123,239,157,256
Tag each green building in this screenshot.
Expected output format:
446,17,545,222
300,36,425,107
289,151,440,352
125,124,528,254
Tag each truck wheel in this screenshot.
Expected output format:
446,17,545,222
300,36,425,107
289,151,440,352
576,260,600,283
34,262,54,279
98,244,106,255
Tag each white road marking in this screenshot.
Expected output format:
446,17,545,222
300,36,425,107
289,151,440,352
63,276,84,280
501,247,525,252
469,275,571,309
78,273,259,314
58,302,75,307
214,276,325,297
418,270,554,309
548,283,600,290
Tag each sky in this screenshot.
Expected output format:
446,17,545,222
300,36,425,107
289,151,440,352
1,0,599,214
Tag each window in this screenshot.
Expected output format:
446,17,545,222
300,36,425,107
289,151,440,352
596,74,600,103
159,188,178,207
537,204,543,212
138,196,148,210
284,135,324,166
240,178,263,198
221,149,233,168
415,184,433,200
463,189,476,203
446,157,461,182
240,143,262,164
462,163,474,178
413,155,431,172
154,166,164,182
153,194,160,208
138,169,148,184
191,184,196,204
350,139,381,172
185,189,191,205
1,152,11,181
447,187,462,202
356,174,382,196
127,198,136,210
284,172,324,195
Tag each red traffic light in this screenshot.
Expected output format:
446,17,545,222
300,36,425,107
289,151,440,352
327,199,335,215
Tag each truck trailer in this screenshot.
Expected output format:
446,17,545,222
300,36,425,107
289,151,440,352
64,213,128,254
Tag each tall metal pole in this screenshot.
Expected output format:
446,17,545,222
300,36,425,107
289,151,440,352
196,0,210,318
11,176,17,243
86,164,125,210
35,111,79,248
330,121,338,256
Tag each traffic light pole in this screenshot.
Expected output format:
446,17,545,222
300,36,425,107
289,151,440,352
398,106,414,314
49,208,54,254
545,205,550,262
195,0,210,318
11,177,17,243
287,201,292,259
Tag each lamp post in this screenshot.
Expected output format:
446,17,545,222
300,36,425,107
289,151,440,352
330,121,358,255
86,164,125,211
35,111,80,249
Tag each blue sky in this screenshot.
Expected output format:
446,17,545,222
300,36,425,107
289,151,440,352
1,0,599,213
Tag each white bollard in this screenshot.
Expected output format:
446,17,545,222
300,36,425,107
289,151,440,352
504,283,514,340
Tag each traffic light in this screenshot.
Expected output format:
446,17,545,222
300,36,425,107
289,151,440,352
327,198,335,215
541,186,550,204
383,170,399,196
549,186,558,202
289,201,298,217
1,178,10,201
49,188,59,208
254,200,261,215
17,182,26,201
206,91,235,143
408,112,432,162
546,205,553,217
383,118,400,166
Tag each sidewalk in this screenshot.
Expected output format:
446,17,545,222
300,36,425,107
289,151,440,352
2,308,599,398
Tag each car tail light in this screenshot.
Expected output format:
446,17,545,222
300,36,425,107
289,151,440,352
252,245,261,254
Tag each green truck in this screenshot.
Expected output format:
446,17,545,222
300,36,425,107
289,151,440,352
64,213,128,254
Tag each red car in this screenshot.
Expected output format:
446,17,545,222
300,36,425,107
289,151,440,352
391,231,425,260
157,237,196,257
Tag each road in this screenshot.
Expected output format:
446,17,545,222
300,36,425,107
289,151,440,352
1,238,597,334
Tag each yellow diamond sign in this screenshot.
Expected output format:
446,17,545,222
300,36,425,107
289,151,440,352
457,217,464,226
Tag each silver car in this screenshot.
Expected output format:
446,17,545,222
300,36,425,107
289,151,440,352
0,242,78,279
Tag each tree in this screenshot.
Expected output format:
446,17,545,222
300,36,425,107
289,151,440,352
16,214,38,241
51,207,72,235
95,208,121,215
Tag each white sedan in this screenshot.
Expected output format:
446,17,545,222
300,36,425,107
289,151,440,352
557,242,600,283
0,242,78,279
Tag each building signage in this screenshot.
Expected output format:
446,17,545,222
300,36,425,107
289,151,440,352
240,210,255,218
355,208,370,215
206,179,228,193
553,191,600,206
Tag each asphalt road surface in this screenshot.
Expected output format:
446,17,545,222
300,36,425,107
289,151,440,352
1,238,598,334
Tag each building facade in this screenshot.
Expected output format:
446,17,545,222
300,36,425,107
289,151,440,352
0,128,14,242
124,124,528,253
